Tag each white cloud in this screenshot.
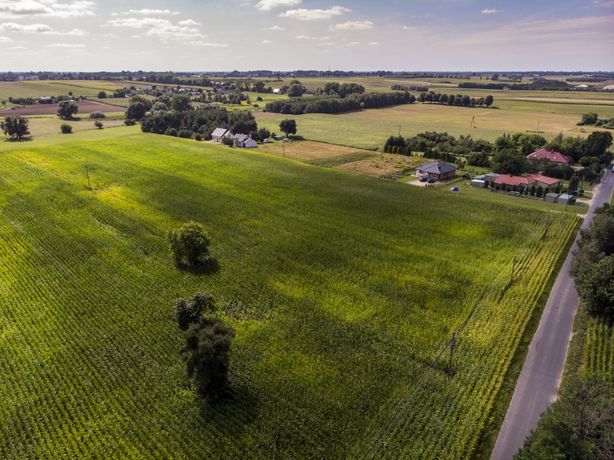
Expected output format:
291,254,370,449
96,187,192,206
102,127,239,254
124,9,180,15
0,34,12,42
264,25,285,30
178,19,201,27
262,39,273,44
402,25,417,30
347,41,360,46
331,20,374,31
46,42,85,48
0,22,87,35
106,17,173,29
0,0,94,19
8,45,28,50
481,8,503,14
368,41,379,46
256,0,301,11
280,6,350,21
295,35,331,40
106,17,207,42
188,40,228,48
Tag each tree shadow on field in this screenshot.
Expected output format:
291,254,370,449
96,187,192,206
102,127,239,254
176,257,220,275
198,382,260,436
4,136,32,143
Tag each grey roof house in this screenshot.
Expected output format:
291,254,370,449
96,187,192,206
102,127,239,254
211,128,229,142
416,162,458,182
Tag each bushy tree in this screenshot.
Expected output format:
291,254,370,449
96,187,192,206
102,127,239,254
491,149,528,175
584,131,613,160
183,319,234,399
60,124,73,134
175,292,216,331
287,83,307,98
89,111,106,119
126,102,148,121
279,119,297,137
57,100,79,120
168,221,214,270
515,376,614,460
1,115,30,140
484,95,494,107
572,204,614,319
229,110,257,135
171,94,192,112
97,91,107,99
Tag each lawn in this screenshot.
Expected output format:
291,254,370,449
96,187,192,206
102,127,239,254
0,131,577,459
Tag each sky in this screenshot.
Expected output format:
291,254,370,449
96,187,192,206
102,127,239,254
0,0,613,72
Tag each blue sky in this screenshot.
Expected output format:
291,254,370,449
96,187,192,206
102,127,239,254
0,0,612,71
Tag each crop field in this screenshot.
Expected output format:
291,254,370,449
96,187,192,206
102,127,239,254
0,131,578,459
0,80,133,100
583,318,614,378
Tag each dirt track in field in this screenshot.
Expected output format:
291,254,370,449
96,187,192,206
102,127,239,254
0,100,122,117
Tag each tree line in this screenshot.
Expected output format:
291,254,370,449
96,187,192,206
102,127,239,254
417,92,494,107
265,91,415,115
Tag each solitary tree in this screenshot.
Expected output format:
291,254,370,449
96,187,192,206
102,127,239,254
183,318,235,399
1,115,30,140
97,91,107,99
279,119,297,137
57,100,79,120
484,95,494,107
168,221,214,270
60,124,73,134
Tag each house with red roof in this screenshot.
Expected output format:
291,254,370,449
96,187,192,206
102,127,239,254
495,173,561,191
527,148,572,164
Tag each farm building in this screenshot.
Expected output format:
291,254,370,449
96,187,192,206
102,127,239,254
494,173,561,192
230,134,257,149
211,128,229,143
471,179,486,188
416,162,457,182
527,148,572,165
545,193,559,203
558,194,576,205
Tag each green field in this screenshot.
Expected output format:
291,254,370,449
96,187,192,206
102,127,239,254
257,102,613,149
0,130,578,458
0,80,133,100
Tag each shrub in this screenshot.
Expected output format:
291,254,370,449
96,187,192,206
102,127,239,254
165,128,178,137
89,112,106,119
94,121,104,129
222,136,234,147
124,119,136,126
177,129,193,139
60,124,73,134
168,221,214,270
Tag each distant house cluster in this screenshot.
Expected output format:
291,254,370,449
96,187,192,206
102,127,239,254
211,128,257,149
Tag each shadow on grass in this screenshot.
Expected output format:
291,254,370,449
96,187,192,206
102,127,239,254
176,258,220,275
199,382,260,436
4,136,33,143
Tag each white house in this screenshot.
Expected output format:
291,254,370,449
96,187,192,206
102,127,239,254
230,133,257,149
211,128,229,143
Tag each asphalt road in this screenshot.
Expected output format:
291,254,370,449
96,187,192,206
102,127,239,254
491,166,614,460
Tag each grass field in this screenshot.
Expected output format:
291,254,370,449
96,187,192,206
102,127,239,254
0,130,578,458
257,102,612,149
0,80,133,100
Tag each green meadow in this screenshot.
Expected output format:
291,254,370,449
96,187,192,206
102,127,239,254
0,131,577,458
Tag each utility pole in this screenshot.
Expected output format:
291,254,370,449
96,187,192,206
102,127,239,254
448,331,458,373
84,164,92,191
